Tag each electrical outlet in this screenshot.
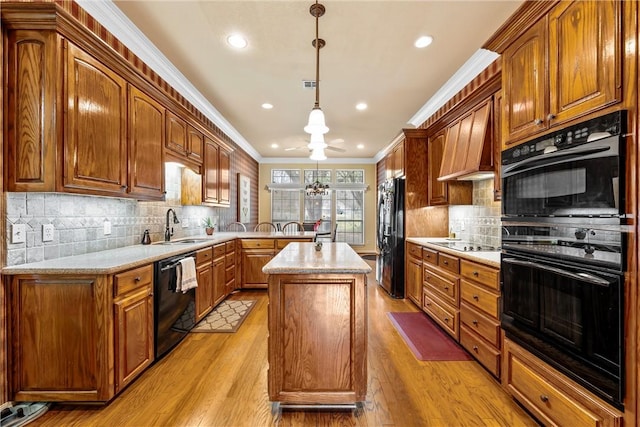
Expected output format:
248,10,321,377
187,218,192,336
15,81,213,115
11,224,26,244
103,220,112,235
42,224,54,242
182,218,189,228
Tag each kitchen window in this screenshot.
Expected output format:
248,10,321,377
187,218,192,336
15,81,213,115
270,168,365,244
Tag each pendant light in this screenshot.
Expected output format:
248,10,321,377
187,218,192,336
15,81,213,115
306,161,329,196
304,1,329,160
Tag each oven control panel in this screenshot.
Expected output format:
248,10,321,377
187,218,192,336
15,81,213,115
502,110,624,165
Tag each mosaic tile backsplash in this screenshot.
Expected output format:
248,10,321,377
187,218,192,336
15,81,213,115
448,179,501,248
5,164,232,266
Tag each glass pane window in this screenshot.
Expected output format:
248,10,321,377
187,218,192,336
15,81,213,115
304,194,332,232
336,188,365,245
304,169,331,184
272,169,301,184
336,169,364,184
272,190,301,229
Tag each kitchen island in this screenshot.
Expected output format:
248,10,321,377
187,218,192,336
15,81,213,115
263,242,371,409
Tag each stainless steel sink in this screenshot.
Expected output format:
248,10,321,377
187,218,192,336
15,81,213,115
154,239,209,245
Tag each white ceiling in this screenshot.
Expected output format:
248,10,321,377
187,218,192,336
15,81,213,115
91,1,523,162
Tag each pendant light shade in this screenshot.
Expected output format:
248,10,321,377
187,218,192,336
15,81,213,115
304,107,329,135
309,147,327,161
308,132,327,150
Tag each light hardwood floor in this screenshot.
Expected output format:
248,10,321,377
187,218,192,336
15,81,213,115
32,263,537,426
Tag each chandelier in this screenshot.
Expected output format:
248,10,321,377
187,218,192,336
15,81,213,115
305,162,329,196
304,0,329,161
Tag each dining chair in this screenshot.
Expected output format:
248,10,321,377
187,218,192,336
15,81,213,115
314,223,338,242
226,222,247,232
254,222,277,232
282,221,304,234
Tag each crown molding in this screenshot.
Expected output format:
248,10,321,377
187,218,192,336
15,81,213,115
260,157,377,165
76,0,262,162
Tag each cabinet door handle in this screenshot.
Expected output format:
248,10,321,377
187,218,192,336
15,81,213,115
121,185,128,190
473,271,479,276
540,395,549,403
472,319,479,326
444,317,449,323
134,276,141,282
534,118,543,125
443,260,449,265
547,114,556,121
472,345,479,353
473,295,479,301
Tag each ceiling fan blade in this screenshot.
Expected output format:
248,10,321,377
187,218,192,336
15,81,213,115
284,146,306,151
326,145,346,152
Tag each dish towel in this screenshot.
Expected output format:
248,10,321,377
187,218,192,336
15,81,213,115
176,257,198,293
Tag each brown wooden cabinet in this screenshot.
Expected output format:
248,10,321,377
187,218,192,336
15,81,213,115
422,251,460,340
195,247,214,322
128,85,165,200
503,338,623,426
8,263,155,402
212,244,227,306
225,241,237,295
203,137,220,205
427,129,448,205
219,146,231,205
113,265,154,393
240,239,275,289
502,1,621,146
64,41,128,196
392,142,404,178
165,111,188,156
405,242,423,306
492,90,502,201
187,125,204,164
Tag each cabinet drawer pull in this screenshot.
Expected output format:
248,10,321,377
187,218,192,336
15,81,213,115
473,271,479,276
547,114,556,121
425,275,431,281
534,118,543,125
444,317,449,323
473,295,479,301
425,254,430,258
443,286,449,291
473,345,479,352
472,319,478,326
540,395,549,403
425,302,431,306
134,276,141,282
443,260,449,265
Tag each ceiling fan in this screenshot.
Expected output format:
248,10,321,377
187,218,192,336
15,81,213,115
284,138,346,153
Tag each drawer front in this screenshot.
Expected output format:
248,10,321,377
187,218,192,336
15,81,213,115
438,252,459,274
423,265,458,305
114,264,153,296
226,265,235,282
507,349,602,427
460,279,500,318
460,260,499,290
422,247,438,266
196,247,213,265
213,243,225,259
460,302,501,348
422,289,458,340
225,240,235,253
241,239,275,249
225,252,234,268
407,242,422,259
460,325,500,377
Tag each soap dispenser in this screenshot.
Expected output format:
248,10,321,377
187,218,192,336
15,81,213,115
141,229,151,245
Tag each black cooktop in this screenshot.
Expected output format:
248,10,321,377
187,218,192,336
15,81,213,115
431,241,500,252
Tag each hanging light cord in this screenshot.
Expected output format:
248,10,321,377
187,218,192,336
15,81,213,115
310,1,325,109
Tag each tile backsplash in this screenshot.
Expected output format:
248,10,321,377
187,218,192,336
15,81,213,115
448,179,501,248
5,164,233,266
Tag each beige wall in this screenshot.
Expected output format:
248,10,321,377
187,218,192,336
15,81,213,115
259,162,377,254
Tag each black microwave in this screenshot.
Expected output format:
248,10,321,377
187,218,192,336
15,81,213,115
501,111,626,219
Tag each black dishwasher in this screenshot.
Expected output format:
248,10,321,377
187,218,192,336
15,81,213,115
154,251,197,360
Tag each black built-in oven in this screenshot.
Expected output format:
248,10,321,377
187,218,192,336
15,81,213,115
500,111,628,409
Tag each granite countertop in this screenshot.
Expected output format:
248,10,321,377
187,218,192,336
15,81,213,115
263,242,372,275
2,231,316,275
406,237,501,268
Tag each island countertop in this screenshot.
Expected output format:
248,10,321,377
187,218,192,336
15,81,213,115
263,242,372,275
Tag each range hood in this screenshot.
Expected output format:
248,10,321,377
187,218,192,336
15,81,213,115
438,97,495,181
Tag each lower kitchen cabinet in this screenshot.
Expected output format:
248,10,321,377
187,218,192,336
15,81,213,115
240,239,275,289
113,265,154,393
503,338,622,427
405,242,423,306
195,247,214,322
212,244,227,306
8,263,155,402
225,241,236,294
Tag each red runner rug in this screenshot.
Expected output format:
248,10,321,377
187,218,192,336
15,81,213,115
387,312,473,361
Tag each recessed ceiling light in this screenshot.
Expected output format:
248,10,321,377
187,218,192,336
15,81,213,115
227,34,248,49
271,143,279,148
262,103,273,110
357,144,364,149
356,103,367,111
414,35,433,48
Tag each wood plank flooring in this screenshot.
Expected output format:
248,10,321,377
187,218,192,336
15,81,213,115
31,263,537,426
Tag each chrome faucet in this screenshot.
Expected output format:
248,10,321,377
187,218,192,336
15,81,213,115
165,208,180,241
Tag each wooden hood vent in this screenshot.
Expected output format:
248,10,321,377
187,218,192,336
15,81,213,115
438,96,495,181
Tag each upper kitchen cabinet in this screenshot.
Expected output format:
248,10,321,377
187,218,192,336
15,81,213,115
218,146,231,205
500,0,621,147
203,137,220,205
165,112,203,172
186,124,204,164
492,91,502,201
64,41,128,196
165,111,188,157
384,140,405,179
128,85,165,200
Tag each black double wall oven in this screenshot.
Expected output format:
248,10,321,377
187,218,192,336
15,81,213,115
500,111,628,409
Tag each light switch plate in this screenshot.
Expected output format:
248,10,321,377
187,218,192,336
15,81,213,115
42,224,54,242
103,220,112,235
12,224,26,244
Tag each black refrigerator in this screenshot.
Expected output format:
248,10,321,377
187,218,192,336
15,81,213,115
376,178,405,298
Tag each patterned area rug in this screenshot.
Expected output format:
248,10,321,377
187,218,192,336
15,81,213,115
191,300,256,333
